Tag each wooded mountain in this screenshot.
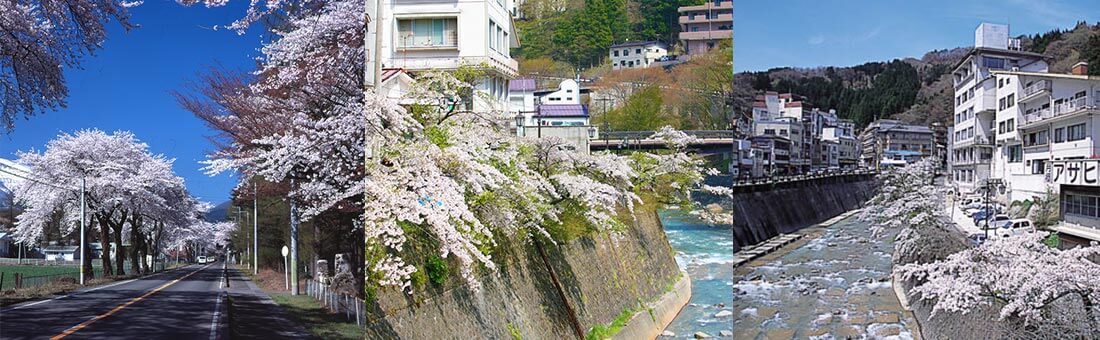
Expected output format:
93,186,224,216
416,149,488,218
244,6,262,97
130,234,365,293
514,0,704,68
733,22,1100,129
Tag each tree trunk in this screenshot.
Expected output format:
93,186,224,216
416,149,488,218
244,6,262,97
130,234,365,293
97,215,113,277
129,215,141,275
112,211,127,276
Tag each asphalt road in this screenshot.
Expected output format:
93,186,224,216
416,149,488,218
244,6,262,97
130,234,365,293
0,262,227,340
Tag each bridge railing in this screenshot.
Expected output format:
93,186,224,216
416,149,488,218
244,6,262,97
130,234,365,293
597,130,738,141
731,169,878,187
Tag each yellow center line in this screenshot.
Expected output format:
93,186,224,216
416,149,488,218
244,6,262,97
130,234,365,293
50,263,213,340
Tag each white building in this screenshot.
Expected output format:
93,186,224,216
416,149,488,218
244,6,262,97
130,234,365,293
990,64,1100,200
950,23,1047,193
609,41,669,70
380,0,519,114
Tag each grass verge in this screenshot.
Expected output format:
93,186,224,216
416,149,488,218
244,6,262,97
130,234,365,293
268,293,364,340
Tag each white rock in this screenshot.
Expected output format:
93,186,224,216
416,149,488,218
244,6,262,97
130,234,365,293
694,332,712,339
714,310,733,318
719,330,733,337
661,330,675,337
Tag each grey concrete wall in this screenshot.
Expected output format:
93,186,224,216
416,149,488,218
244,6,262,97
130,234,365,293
726,176,878,251
363,207,681,340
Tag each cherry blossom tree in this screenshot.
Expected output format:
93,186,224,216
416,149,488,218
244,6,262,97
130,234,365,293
897,232,1100,334
13,129,200,277
859,158,965,264
0,0,139,132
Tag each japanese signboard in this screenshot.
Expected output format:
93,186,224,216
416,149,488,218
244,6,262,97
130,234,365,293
1049,160,1100,186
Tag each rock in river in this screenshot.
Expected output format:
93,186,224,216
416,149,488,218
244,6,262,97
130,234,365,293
694,332,712,339
714,310,733,318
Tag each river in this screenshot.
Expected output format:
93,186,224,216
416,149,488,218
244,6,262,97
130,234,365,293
659,209,735,338
729,214,918,339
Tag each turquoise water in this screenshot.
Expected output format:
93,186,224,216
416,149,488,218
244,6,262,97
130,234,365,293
659,209,734,338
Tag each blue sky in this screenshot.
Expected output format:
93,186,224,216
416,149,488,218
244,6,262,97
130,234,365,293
0,0,265,204
735,0,1100,72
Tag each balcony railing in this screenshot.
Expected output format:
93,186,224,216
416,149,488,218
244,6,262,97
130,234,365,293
1022,80,1051,98
397,33,459,50
1019,97,1098,127
1054,96,1093,115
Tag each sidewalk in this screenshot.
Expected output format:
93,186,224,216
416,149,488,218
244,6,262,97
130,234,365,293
944,198,983,236
225,267,313,339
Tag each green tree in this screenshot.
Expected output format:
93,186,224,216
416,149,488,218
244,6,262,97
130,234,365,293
1084,32,1100,76
602,85,676,130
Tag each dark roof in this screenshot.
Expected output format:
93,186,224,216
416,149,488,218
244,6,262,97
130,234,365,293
952,47,1048,72
509,78,536,92
609,41,665,49
380,68,406,83
536,104,589,118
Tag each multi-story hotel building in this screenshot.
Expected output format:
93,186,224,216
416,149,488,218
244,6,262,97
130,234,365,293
678,0,732,56
949,23,1047,192
380,0,519,114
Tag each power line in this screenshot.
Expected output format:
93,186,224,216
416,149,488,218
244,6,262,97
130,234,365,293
0,166,79,191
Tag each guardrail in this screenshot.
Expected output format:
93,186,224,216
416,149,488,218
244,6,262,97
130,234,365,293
305,279,367,328
731,169,877,187
599,130,738,141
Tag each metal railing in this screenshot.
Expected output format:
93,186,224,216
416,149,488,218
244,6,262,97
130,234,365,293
397,32,459,50
1054,96,1092,115
730,168,877,187
599,130,738,141
305,279,367,328
1022,80,1051,98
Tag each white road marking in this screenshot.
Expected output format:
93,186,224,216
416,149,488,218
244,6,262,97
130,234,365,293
209,291,224,340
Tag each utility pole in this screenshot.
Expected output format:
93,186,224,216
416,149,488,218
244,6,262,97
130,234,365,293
289,178,300,295
79,176,86,285
253,185,258,275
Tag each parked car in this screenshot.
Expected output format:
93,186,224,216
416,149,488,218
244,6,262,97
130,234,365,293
967,233,988,247
977,214,1011,228
997,219,1034,238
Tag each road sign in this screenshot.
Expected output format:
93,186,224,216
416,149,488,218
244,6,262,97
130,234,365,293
281,245,289,257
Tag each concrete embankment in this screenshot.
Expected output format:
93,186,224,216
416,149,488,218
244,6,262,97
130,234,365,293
362,207,683,340
725,175,878,251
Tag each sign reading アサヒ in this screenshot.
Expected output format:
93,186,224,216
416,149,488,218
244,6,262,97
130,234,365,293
1049,159,1100,186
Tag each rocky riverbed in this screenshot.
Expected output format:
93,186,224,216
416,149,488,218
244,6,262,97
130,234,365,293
729,214,918,339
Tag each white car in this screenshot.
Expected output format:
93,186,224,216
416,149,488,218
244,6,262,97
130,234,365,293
196,255,207,264
996,219,1034,238
978,214,1011,228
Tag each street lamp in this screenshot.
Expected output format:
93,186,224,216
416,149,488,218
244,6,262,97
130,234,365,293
514,113,525,137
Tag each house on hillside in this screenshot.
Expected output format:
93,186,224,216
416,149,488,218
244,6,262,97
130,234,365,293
609,41,669,70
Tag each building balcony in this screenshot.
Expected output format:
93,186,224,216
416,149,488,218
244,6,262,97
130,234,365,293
396,32,459,51
390,55,518,77
1019,96,1099,130
680,30,732,41
1019,80,1051,103
954,72,975,90
679,13,733,24
678,1,732,12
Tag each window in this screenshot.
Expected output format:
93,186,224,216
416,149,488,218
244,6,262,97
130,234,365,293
1065,193,1100,218
1055,127,1065,143
623,49,629,56
1007,145,1022,163
1006,94,1015,108
983,57,1006,69
780,129,788,136
636,48,641,54
998,121,1006,134
1031,159,1046,174
1068,123,1086,141
489,22,497,51
1006,118,1014,132
398,18,457,48
764,129,775,135
614,50,619,57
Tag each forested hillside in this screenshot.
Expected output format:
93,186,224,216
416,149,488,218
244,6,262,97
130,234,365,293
732,22,1100,128
514,0,704,69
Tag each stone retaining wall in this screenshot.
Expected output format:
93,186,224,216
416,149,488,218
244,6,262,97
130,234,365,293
363,207,682,340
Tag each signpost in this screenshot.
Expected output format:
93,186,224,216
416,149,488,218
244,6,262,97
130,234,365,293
282,245,290,291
